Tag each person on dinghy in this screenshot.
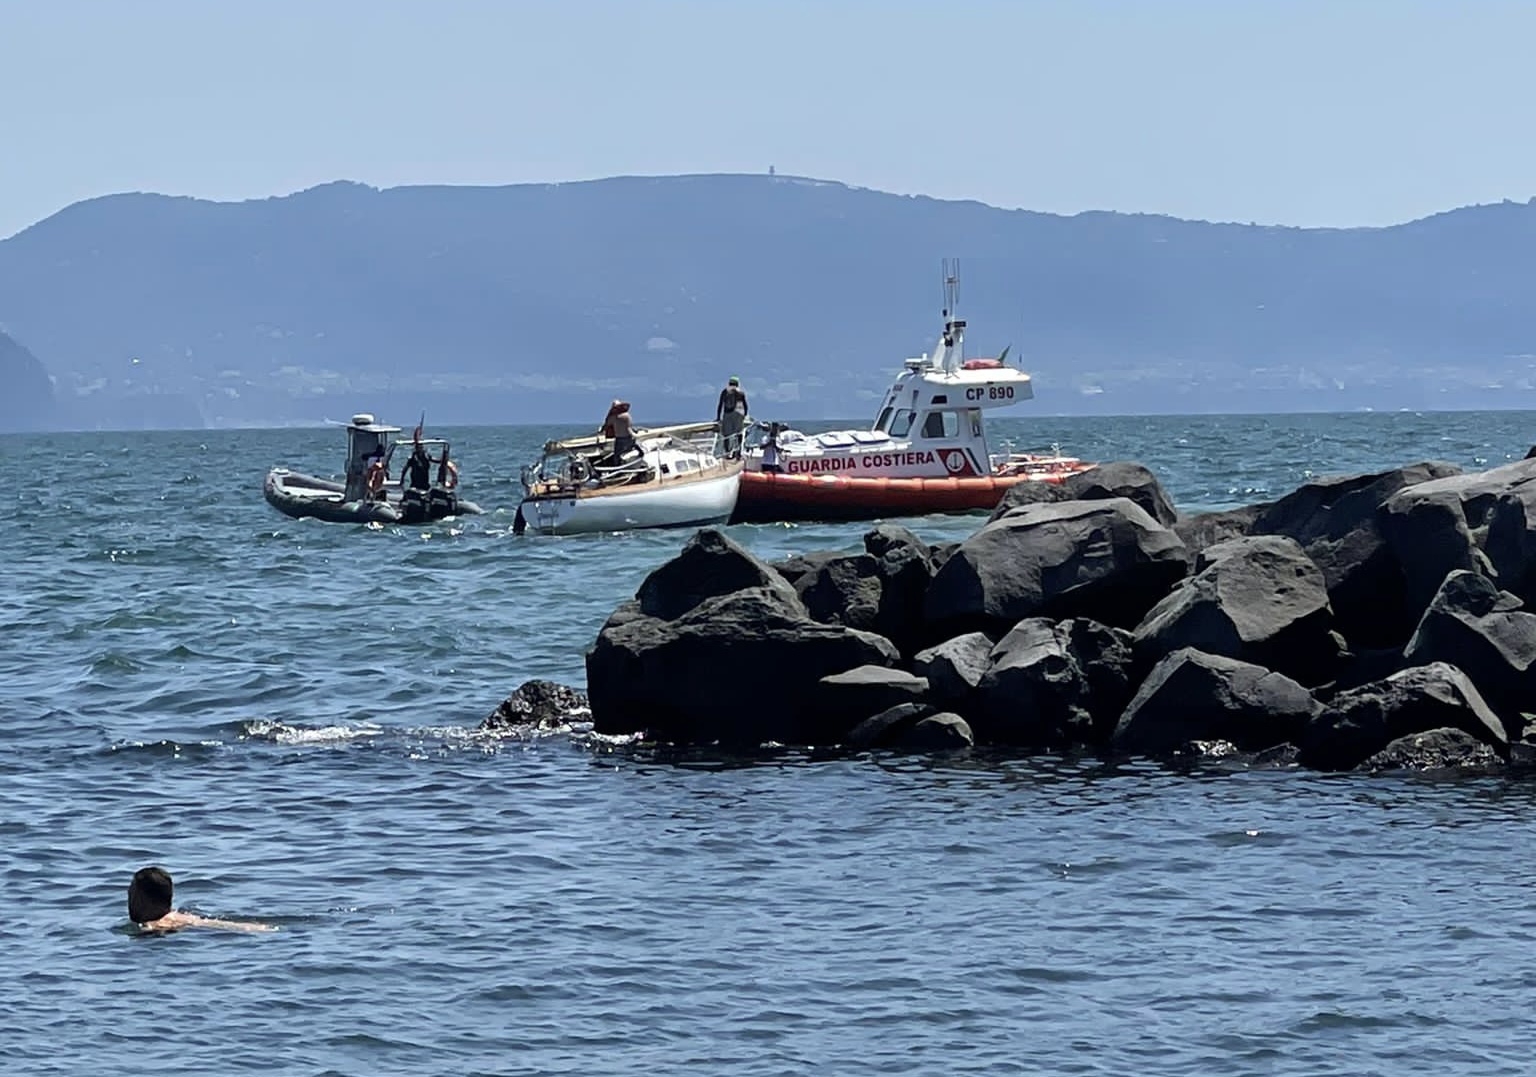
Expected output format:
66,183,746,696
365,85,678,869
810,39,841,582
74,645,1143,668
402,443,433,491
364,446,389,500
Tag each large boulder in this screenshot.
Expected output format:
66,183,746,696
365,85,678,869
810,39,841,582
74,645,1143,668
865,523,935,574
988,461,1179,528
972,618,1136,747
589,533,901,745
1359,728,1504,773
862,524,936,652
1173,504,1267,560
848,704,972,752
639,527,801,620
1299,662,1509,771
794,525,935,653
1249,462,1462,647
815,666,931,730
1415,459,1536,605
1402,570,1536,722
924,498,1189,634
912,631,995,706
770,549,843,589
987,478,1063,522
482,680,590,730
795,552,884,628
847,702,935,749
903,713,975,751
1379,489,1486,623
1058,462,1180,527
1111,649,1321,757
1132,535,1340,685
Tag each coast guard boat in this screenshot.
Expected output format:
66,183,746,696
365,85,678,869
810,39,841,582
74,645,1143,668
732,263,1094,523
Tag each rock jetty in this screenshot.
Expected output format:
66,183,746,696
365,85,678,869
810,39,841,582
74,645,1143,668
575,456,1536,772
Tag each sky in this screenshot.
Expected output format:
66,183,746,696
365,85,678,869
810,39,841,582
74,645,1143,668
3,0,1535,240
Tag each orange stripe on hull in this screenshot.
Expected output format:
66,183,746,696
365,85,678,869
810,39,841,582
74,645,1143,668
731,470,1076,523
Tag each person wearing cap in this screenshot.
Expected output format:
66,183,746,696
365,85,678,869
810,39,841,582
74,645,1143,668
716,376,749,458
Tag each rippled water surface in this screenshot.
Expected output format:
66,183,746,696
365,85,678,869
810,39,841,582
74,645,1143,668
6,412,1536,1076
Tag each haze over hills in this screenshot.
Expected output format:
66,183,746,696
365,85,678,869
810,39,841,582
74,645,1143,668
0,330,56,431
3,173,1536,432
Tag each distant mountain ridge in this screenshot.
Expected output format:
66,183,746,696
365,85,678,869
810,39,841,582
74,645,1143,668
0,330,56,431
2,173,1536,430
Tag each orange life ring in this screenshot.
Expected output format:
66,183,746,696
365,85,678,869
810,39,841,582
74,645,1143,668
443,460,459,490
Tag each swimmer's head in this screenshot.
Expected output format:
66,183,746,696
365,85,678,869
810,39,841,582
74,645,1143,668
128,866,174,924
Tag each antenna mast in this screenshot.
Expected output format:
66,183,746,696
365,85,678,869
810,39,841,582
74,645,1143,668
940,258,965,370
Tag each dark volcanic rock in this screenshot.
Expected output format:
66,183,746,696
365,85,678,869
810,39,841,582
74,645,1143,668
987,478,1062,522
639,528,800,621
846,705,971,751
974,618,1136,747
1402,570,1536,722
1249,462,1462,647
861,523,935,651
912,631,995,706
1379,489,1485,622
482,680,590,730
1059,461,1180,527
796,552,883,626
1326,645,1408,696
924,498,1189,634
1299,662,1509,771
988,461,1179,528
816,666,930,725
1173,504,1267,560
1132,535,1340,685
589,539,900,743
1359,727,1504,772
1111,649,1320,757
793,524,936,653
1407,459,1536,607
865,523,934,572
847,702,936,749
903,713,974,751
770,550,842,589
929,543,959,572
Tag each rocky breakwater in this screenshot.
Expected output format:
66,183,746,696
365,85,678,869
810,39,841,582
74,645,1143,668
581,457,1536,772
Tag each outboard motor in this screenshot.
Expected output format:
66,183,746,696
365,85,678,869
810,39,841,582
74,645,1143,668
428,488,456,519
400,487,430,525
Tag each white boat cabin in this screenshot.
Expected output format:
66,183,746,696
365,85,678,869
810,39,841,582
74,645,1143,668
342,413,401,499
745,273,1042,481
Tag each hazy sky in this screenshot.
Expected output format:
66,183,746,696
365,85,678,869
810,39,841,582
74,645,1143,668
4,0,1534,239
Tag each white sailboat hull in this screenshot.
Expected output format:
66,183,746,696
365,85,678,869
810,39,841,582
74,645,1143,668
518,469,741,536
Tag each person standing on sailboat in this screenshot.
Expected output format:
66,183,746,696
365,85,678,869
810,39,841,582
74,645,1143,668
716,377,749,458
600,400,636,460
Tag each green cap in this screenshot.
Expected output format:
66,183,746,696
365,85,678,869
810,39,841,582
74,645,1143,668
728,376,740,385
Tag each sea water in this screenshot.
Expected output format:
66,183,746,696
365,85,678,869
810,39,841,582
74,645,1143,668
3,411,1535,1076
